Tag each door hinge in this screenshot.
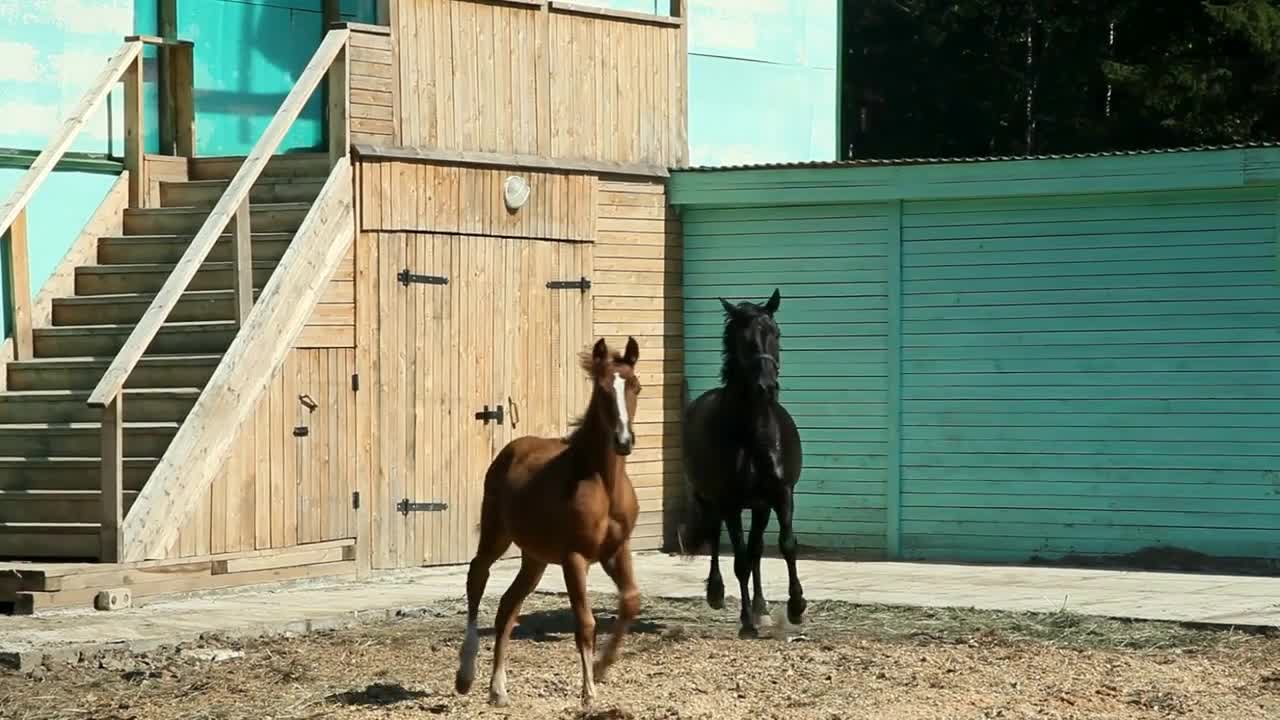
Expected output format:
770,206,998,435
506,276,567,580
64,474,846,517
398,269,448,287
474,404,504,425
293,426,309,437
397,498,449,515
352,491,360,510
351,372,360,392
546,276,591,293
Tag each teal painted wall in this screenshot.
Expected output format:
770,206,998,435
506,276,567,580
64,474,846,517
0,0,132,338
134,0,377,156
580,0,839,167
681,203,893,554
671,147,1280,565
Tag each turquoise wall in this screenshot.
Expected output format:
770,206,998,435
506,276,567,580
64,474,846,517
0,0,132,336
671,147,1280,565
134,0,377,156
583,0,839,167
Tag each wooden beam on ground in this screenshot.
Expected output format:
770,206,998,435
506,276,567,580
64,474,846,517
120,158,356,562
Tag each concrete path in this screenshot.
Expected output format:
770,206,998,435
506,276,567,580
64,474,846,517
4,551,1280,668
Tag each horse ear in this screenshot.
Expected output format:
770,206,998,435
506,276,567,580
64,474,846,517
623,336,640,366
763,288,781,315
592,337,610,365
719,297,738,317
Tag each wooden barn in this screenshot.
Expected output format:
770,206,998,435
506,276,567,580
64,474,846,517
0,0,686,612
669,145,1280,570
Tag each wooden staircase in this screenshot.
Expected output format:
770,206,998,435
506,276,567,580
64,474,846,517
0,152,332,561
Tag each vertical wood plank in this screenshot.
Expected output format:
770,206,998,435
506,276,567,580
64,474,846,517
495,7,512,155
329,39,351,167
283,351,298,548
355,233,375,573
255,383,272,549
223,428,242,553
402,0,420,146
401,233,417,561
534,6,551,155
100,397,123,562
233,199,253,325
172,43,196,157
886,200,903,558
413,233,428,563
435,0,456,149
270,361,286,547
124,55,145,207
3,209,32,361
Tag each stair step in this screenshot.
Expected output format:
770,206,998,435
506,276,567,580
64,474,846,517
34,322,236,358
8,354,221,391
8,354,222,391
75,261,278,296
0,490,139,524
98,233,292,265
161,178,325,207
123,202,310,236
188,152,330,181
0,422,180,458
0,524,98,560
0,388,199,424
0,457,157,492
53,290,265,326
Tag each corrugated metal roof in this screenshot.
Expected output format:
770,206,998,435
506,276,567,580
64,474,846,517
677,141,1280,173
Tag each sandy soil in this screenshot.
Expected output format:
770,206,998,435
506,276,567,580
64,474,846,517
2,592,1279,720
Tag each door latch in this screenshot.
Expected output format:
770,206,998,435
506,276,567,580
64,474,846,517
474,404,504,425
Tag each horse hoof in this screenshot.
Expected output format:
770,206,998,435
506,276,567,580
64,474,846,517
593,660,610,684
488,690,510,708
708,595,726,611
738,624,759,640
454,670,473,695
787,597,808,625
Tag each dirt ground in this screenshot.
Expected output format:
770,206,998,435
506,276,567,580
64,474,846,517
2,592,1279,720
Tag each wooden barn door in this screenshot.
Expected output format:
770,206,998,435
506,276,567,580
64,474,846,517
372,233,592,569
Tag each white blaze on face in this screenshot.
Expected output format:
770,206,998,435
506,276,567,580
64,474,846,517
612,372,632,446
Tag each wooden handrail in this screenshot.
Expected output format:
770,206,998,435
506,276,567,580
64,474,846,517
0,41,141,240
88,28,351,410
0,41,142,363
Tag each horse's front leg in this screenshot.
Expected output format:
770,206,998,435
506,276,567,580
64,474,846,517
705,502,725,610
562,552,597,710
776,487,807,624
595,540,640,683
724,510,757,638
748,505,770,624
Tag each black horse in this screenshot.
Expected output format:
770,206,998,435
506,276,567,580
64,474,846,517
678,288,806,638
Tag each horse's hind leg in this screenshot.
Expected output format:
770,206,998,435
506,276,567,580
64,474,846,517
705,503,725,610
595,540,640,683
562,551,598,710
748,505,771,624
488,555,547,707
455,498,511,697
777,487,807,624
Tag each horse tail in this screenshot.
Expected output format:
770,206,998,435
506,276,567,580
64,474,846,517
676,486,718,558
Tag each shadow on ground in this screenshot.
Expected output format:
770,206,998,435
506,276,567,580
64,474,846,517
328,682,436,707
477,607,666,642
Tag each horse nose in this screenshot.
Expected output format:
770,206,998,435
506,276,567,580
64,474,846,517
615,431,634,455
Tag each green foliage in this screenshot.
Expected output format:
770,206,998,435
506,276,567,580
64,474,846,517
840,0,1280,158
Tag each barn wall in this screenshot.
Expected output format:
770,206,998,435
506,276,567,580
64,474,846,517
388,0,687,168
593,176,683,548
680,203,894,556
166,346,359,559
670,146,1280,568
897,186,1280,563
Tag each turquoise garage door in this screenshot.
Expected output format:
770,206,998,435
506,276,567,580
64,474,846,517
682,202,894,555
898,186,1280,564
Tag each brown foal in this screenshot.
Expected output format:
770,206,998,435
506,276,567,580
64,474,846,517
454,336,643,710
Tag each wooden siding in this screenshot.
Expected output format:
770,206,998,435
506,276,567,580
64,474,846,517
680,202,893,555
356,159,597,240
295,244,356,348
348,25,398,144
594,178,682,548
390,0,687,168
167,347,358,559
897,186,1280,564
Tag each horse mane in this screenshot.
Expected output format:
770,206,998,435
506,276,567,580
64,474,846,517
719,305,752,387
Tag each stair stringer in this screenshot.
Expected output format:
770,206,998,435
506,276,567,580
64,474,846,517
120,157,355,562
